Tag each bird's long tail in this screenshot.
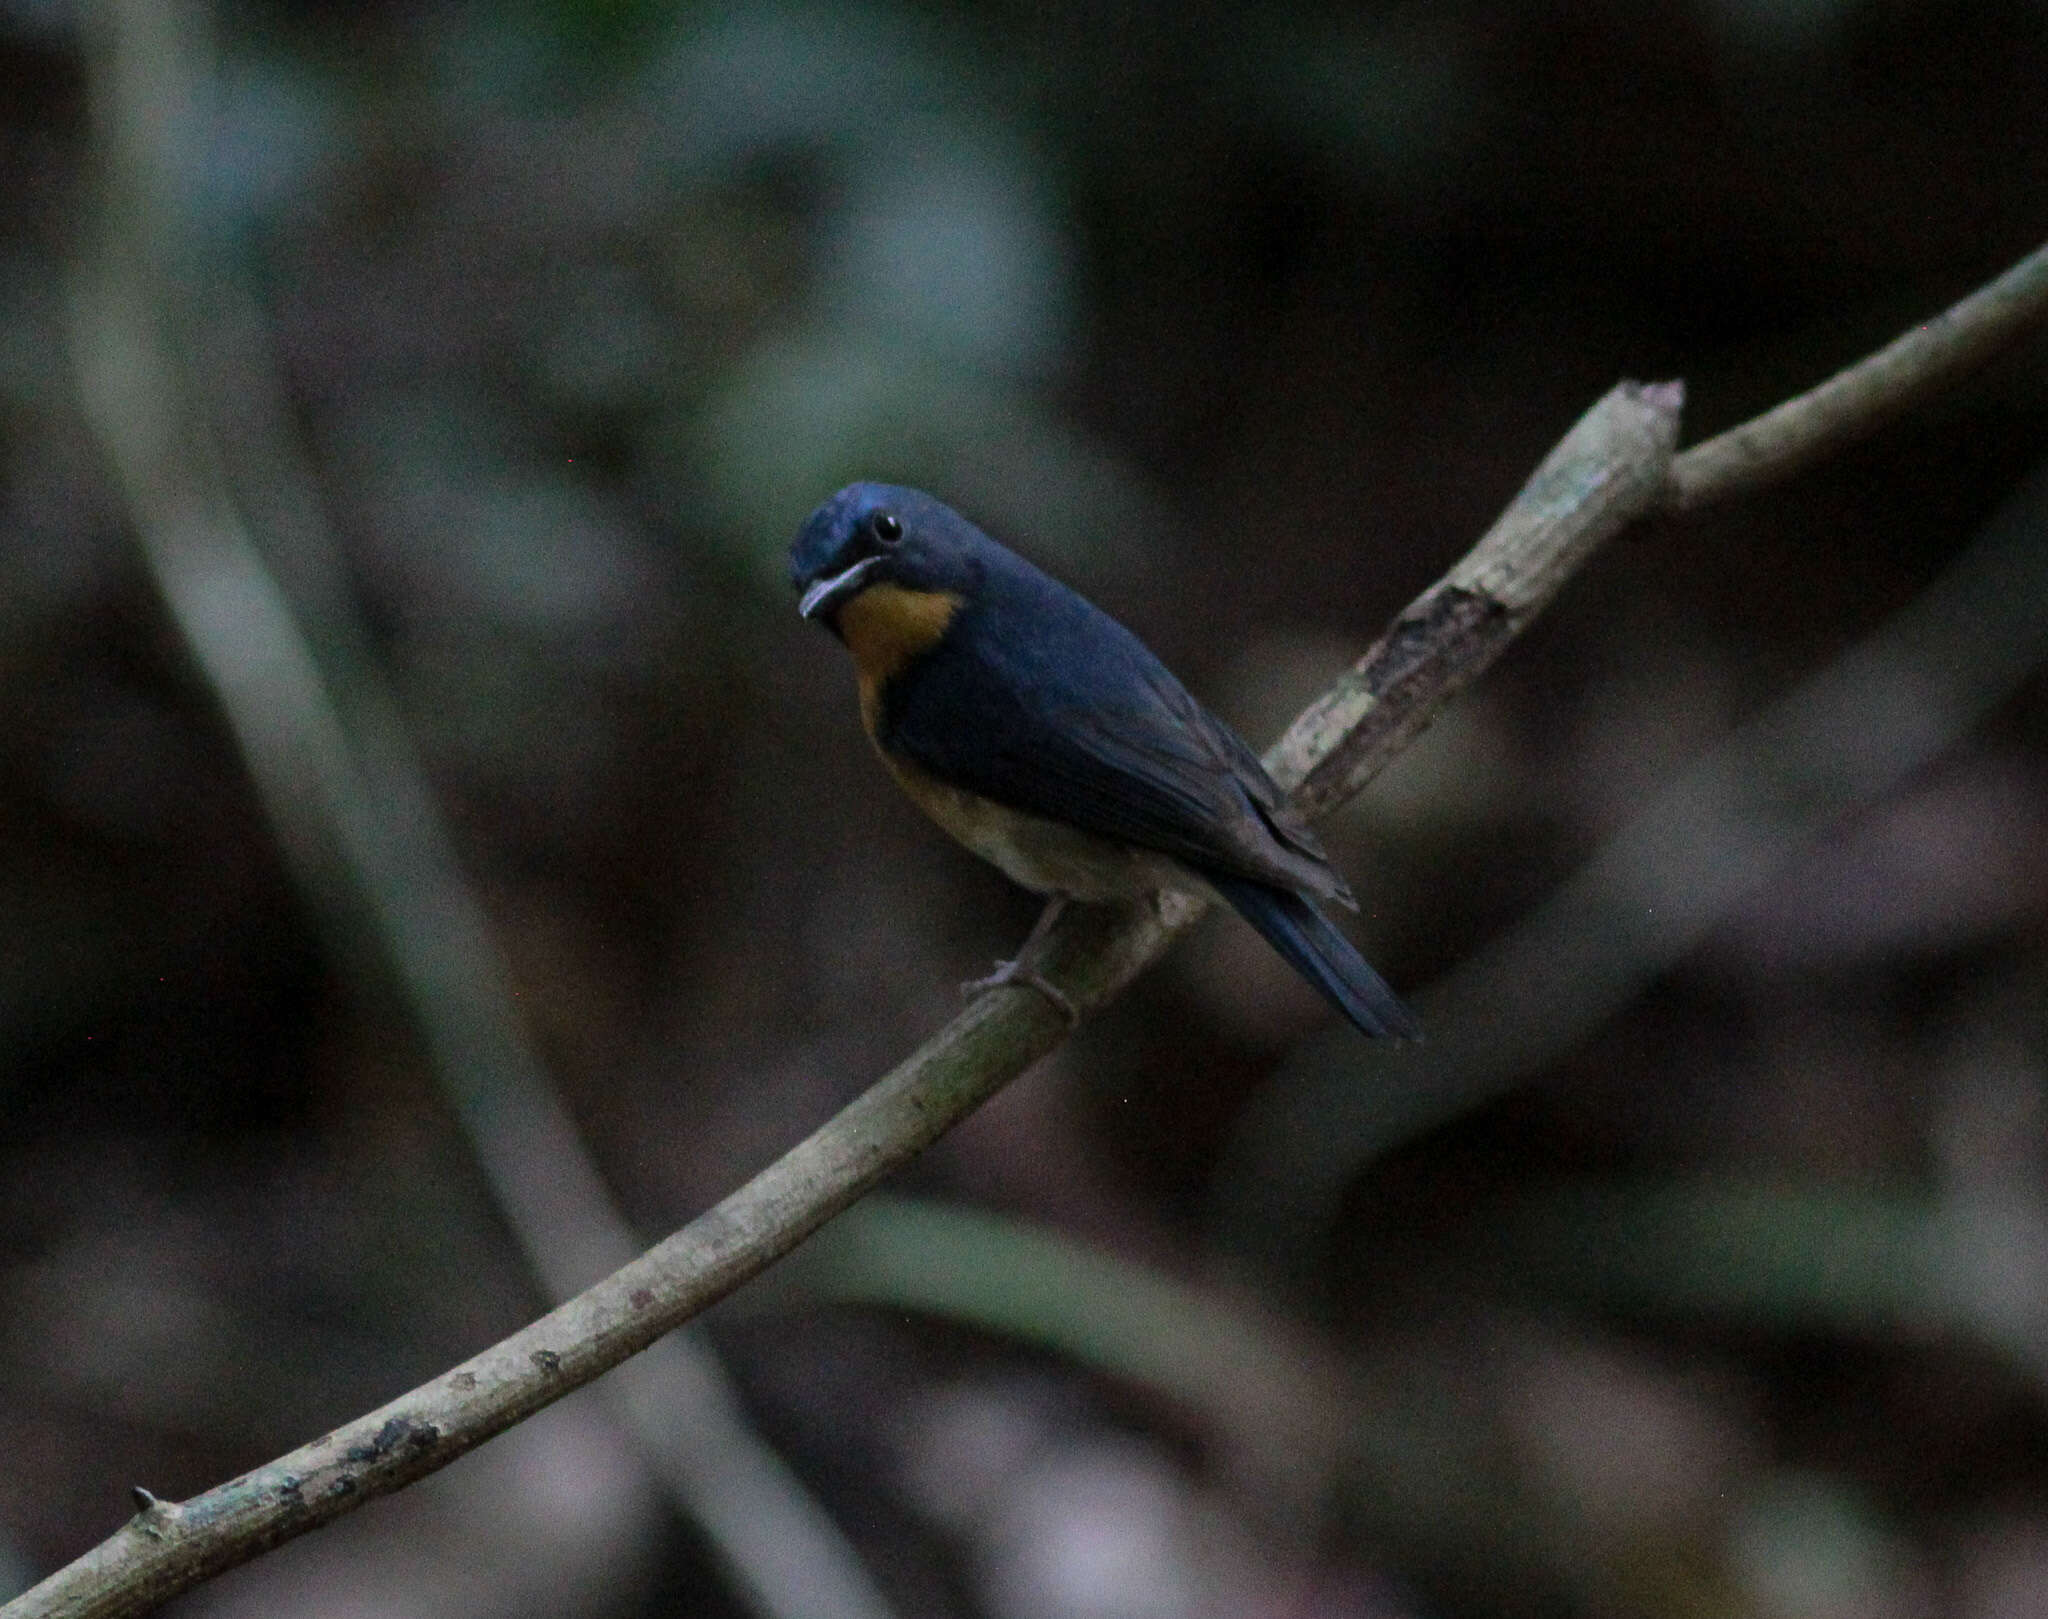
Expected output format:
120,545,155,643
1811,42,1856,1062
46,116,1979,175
1206,874,1420,1039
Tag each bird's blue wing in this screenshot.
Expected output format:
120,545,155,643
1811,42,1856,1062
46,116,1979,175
878,583,1349,902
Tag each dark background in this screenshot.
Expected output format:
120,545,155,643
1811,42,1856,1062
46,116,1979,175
5,2,2048,1616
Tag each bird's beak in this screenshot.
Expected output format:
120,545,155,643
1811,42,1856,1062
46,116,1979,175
798,554,883,620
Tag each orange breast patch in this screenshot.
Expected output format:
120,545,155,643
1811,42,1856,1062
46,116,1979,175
841,583,963,737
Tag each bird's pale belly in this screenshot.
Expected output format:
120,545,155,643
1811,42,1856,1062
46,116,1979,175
882,750,1196,904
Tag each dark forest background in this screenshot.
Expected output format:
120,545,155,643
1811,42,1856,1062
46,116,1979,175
5,2,2048,1616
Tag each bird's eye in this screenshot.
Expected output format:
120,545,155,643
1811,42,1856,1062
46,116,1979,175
869,511,903,546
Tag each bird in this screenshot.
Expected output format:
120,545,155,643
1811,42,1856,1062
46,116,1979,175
788,482,1418,1039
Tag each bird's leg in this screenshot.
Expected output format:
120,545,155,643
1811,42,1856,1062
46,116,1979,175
961,895,1079,1027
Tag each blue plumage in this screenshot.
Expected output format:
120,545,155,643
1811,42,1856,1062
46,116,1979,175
1206,875,1418,1039
791,482,1417,1039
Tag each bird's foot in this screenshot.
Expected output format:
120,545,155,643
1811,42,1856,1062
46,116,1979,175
962,957,1080,1029
1151,888,1204,928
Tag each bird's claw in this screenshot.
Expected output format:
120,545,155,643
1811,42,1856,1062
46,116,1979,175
962,958,1080,1029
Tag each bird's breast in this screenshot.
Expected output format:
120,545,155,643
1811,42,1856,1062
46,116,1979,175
839,584,965,735
878,747,1194,905
842,580,1198,903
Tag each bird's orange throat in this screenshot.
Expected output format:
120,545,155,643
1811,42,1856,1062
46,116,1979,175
840,584,963,734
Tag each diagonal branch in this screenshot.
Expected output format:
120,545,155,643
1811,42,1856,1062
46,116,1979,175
13,230,2047,1619
1666,238,2048,509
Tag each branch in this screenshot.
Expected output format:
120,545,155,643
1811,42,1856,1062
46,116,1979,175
1666,237,2048,510
15,226,2046,1619
1216,452,2048,1275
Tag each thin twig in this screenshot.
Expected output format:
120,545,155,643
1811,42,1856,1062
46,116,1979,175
1217,456,2048,1274
1666,238,2048,510
6,363,1677,1619
1269,379,1684,818
14,151,2044,1619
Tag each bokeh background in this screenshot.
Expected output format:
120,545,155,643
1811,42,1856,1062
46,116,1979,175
6,2,2048,1616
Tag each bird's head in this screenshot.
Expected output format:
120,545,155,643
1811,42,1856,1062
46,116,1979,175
788,483,984,634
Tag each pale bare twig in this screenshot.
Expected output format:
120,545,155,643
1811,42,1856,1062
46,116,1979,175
1666,238,2048,509
14,49,2046,1615
1217,455,2048,1273
9,366,1672,1619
